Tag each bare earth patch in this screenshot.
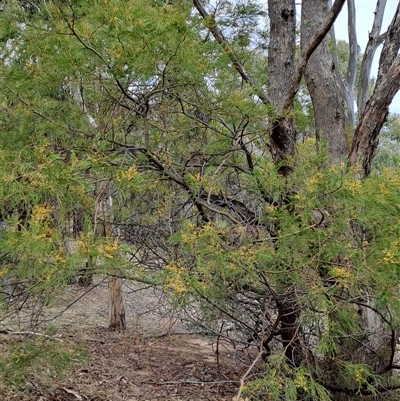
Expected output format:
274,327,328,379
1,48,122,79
0,281,250,400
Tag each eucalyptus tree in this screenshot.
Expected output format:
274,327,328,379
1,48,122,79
189,0,400,400
1,0,400,400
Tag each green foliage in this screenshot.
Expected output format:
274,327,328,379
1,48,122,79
0,334,89,386
1,1,400,399
164,142,400,397
332,40,360,83
372,114,400,170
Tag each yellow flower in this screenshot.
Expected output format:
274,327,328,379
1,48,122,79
165,262,188,295
344,179,362,194
330,265,353,288
55,252,67,266
294,373,308,391
116,165,138,182
99,237,119,259
31,204,52,223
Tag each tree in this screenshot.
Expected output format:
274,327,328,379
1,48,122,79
1,0,400,399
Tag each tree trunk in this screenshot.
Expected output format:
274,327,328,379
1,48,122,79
350,2,400,176
357,0,387,116
95,180,126,331
350,57,400,176
301,0,347,163
268,0,297,173
108,276,126,331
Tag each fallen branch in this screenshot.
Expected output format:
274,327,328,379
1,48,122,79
0,329,63,341
140,379,240,385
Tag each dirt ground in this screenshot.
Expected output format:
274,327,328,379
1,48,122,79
0,280,255,401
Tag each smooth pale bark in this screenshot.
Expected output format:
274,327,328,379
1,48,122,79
344,0,358,125
301,0,347,163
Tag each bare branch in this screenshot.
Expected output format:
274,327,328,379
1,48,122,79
339,0,358,125
346,0,358,91
192,0,269,105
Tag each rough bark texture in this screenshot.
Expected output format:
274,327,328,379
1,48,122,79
108,276,126,331
194,0,400,397
350,54,400,175
267,0,297,172
95,180,126,331
301,0,347,163
350,2,400,176
283,0,346,112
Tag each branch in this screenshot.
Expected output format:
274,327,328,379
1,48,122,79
376,2,400,83
234,347,264,401
357,0,387,115
376,329,398,375
325,382,400,396
4,86,54,123
350,53,400,175
0,330,63,341
142,379,240,385
282,0,346,112
60,7,144,108
192,0,269,105
142,150,242,224
346,0,358,90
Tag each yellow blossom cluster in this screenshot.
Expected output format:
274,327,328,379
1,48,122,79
354,367,364,383
54,251,67,266
99,237,119,259
31,204,52,224
116,165,138,183
291,193,306,202
165,262,188,295
180,221,197,246
381,167,400,186
344,179,362,194
378,182,391,196
330,266,352,287
0,266,9,279
77,232,95,256
305,172,323,193
379,247,398,265
294,372,308,391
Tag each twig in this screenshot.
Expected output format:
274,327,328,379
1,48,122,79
234,349,264,401
140,379,239,385
235,302,270,401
